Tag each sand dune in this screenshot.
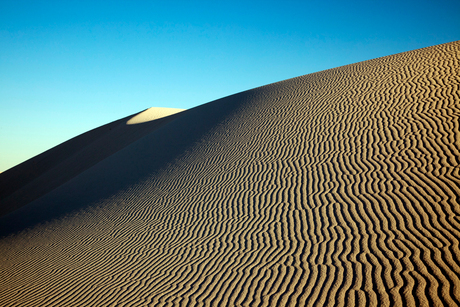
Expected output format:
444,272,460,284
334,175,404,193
1,41,459,306
0,108,184,218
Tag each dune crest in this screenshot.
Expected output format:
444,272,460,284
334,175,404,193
126,107,185,125
0,41,459,307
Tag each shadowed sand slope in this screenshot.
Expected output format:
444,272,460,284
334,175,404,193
0,108,184,217
1,41,459,306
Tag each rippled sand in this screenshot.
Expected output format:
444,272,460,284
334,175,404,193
1,41,459,306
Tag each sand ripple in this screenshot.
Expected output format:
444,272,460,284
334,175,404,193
0,41,459,306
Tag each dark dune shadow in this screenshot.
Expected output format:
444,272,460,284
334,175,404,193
0,90,256,238
0,110,184,217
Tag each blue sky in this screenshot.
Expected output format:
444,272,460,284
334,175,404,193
1,0,459,172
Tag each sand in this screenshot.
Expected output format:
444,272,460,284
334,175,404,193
0,108,184,218
0,41,459,306
126,107,185,125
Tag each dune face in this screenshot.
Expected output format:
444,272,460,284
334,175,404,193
0,108,185,219
1,42,460,306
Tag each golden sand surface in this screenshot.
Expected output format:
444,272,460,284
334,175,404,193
0,41,459,306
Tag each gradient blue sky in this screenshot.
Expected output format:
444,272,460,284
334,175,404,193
1,0,459,172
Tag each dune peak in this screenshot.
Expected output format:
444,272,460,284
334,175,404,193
126,107,185,125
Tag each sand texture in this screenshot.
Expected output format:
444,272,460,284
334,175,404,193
0,41,459,306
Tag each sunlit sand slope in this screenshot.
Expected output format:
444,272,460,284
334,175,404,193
1,41,459,306
127,107,185,125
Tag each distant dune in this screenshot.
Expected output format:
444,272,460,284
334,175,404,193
1,41,459,306
0,107,184,218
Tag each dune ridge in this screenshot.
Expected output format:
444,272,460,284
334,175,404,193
126,107,185,125
0,41,459,306
0,108,185,217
